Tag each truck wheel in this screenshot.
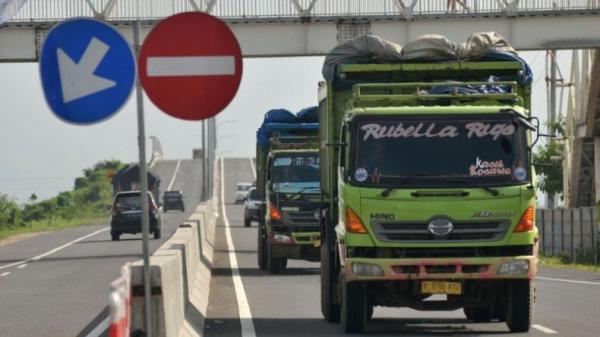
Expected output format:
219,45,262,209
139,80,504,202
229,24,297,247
464,306,493,322
341,280,367,333
321,244,340,323
257,225,267,270
111,232,120,241
244,217,251,227
267,243,287,274
506,280,533,332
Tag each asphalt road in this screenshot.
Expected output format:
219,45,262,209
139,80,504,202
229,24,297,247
205,158,600,337
0,159,203,337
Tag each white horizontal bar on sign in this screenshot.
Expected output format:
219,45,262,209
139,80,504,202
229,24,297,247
147,56,235,77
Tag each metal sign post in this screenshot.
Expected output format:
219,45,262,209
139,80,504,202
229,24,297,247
133,20,153,337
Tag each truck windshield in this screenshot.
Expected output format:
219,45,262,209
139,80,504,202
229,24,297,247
350,114,530,187
271,154,320,193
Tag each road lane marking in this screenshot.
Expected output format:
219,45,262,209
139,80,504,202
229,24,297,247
84,316,110,337
538,276,600,286
532,324,558,334
17,264,27,269
1,272,10,277
166,159,182,190
249,158,256,179
147,56,235,77
220,158,257,337
0,227,109,270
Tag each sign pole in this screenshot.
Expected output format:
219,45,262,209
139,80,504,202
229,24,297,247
133,20,153,337
201,120,206,201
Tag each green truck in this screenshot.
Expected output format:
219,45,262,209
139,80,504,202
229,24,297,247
318,35,539,333
256,108,325,273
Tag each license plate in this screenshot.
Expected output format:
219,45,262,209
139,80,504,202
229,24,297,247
421,281,462,295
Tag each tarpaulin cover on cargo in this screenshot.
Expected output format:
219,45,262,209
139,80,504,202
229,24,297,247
322,32,532,86
256,107,319,147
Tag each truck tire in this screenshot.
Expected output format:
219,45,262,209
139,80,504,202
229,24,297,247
111,232,120,241
341,280,367,333
257,225,267,270
244,217,251,227
506,280,533,332
321,244,340,323
267,243,287,274
464,306,493,322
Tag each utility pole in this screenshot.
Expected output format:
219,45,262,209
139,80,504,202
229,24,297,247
547,49,558,209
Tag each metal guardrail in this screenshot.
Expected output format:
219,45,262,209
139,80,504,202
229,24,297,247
7,0,600,23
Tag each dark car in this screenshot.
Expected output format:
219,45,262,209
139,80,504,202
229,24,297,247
243,187,262,227
163,190,185,212
110,191,161,241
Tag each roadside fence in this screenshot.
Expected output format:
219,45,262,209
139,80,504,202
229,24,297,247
536,207,600,264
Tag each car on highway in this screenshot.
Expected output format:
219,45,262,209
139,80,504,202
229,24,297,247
243,187,262,227
163,190,185,212
110,191,161,241
234,182,252,204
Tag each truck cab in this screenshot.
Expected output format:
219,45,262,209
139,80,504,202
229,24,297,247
263,149,323,272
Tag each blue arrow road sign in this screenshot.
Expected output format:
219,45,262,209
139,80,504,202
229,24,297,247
39,18,135,124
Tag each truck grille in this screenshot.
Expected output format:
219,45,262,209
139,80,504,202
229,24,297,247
274,210,320,233
372,220,510,243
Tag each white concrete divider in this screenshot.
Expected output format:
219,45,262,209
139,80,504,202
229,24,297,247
130,250,185,337
124,158,220,337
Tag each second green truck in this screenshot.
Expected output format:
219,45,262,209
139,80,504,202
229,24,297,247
256,108,325,273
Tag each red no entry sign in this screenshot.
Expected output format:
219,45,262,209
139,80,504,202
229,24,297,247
139,12,243,120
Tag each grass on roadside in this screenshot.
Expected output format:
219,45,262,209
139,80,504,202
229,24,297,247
0,214,109,242
538,255,600,273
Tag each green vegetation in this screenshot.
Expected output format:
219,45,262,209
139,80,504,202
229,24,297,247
533,119,565,197
539,254,600,273
0,160,125,241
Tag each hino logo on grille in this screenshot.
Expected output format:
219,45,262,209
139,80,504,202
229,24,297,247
428,218,454,236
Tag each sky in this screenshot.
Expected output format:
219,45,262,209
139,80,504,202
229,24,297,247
0,51,571,203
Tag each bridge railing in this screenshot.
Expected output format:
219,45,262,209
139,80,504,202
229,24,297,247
8,0,600,23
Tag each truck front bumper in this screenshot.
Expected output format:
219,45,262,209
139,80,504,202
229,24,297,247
268,231,321,261
344,255,537,282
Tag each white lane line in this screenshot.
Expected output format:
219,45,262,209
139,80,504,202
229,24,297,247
532,324,558,334
220,158,257,337
249,158,256,179
166,159,182,191
0,227,109,270
84,316,111,337
538,276,600,286
17,264,27,269
1,272,10,277
147,56,235,77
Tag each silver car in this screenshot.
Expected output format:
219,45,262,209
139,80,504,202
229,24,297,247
234,182,253,204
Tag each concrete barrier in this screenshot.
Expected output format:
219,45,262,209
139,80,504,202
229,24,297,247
125,158,220,337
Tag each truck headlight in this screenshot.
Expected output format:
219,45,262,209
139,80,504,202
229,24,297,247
352,262,384,277
272,234,293,244
497,260,529,275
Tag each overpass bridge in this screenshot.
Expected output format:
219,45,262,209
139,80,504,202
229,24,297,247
1,0,600,61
